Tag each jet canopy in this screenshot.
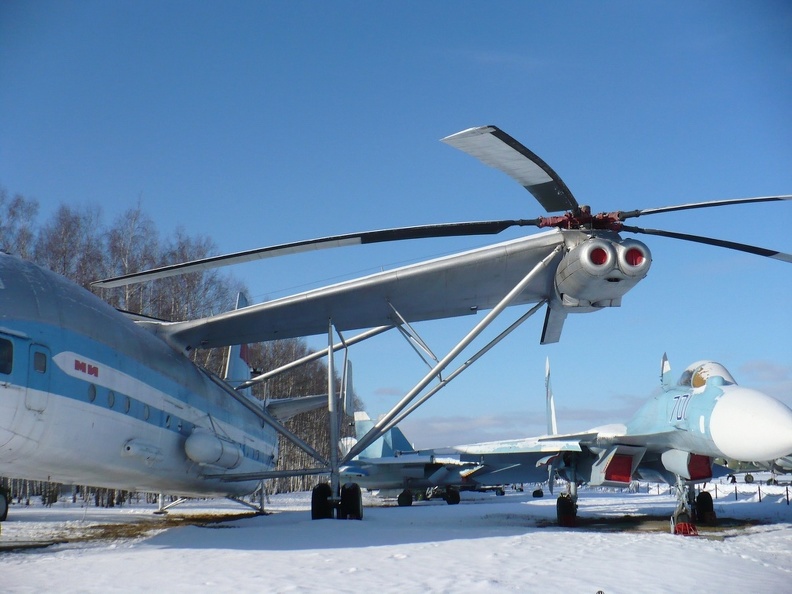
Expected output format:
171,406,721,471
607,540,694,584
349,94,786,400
677,361,736,388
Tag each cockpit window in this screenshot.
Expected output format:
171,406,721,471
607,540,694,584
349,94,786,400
678,361,736,388
0,338,12,374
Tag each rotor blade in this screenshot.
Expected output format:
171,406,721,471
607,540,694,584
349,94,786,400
618,195,792,220
442,125,578,213
621,225,792,263
92,219,541,288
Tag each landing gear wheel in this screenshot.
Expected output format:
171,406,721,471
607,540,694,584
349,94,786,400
495,487,505,496
556,494,576,527
745,473,754,484
695,491,716,526
339,483,363,520
397,489,413,507
0,489,8,522
445,487,460,505
311,483,334,520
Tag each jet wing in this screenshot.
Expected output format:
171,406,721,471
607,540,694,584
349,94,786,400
147,230,564,351
265,395,327,422
345,453,465,468
454,436,588,457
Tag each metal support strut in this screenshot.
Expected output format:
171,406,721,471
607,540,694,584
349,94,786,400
342,246,562,464
327,320,340,508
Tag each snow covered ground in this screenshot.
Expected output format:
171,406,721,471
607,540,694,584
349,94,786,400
1,478,791,593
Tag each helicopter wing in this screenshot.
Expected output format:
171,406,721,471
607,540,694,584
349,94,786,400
145,230,565,352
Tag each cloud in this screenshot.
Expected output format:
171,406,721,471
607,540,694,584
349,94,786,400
739,359,792,383
738,360,792,407
373,386,403,397
397,402,629,449
400,411,545,449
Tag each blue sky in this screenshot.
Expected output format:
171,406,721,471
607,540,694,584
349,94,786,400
1,1,790,447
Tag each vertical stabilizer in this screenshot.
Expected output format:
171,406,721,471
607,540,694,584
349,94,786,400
546,358,558,435
223,292,253,398
661,352,673,391
352,412,415,459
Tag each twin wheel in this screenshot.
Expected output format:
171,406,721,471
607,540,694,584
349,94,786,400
311,482,363,520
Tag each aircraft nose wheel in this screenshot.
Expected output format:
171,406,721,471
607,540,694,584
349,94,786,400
556,494,577,527
695,491,716,526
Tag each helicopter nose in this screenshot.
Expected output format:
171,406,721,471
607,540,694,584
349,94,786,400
710,389,792,461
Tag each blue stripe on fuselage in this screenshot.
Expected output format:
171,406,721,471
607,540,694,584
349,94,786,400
1,319,278,466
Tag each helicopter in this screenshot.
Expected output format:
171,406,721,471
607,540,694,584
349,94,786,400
1,126,788,521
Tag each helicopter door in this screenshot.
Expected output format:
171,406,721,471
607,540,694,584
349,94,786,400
25,344,51,412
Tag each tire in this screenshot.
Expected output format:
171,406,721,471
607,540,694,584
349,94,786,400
311,483,334,520
445,487,460,505
339,483,363,520
397,489,413,507
0,490,8,522
556,495,576,527
695,491,716,526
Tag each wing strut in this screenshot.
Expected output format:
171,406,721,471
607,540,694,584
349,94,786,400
237,325,392,390
327,321,341,507
342,246,562,464
385,300,546,431
207,371,329,466
389,302,441,372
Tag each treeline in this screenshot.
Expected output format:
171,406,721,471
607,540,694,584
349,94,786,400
0,187,359,500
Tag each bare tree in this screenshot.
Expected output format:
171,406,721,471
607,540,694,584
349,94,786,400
34,204,106,289
149,228,234,322
0,188,39,260
102,205,159,313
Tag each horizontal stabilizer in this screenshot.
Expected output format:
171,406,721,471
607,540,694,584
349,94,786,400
265,394,327,421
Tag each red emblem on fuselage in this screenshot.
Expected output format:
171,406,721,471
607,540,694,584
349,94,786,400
74,359,99,377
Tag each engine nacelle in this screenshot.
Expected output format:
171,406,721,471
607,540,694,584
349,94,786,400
588,445,646,487
555,236,651,309
661,449,712,482
185,429,244,469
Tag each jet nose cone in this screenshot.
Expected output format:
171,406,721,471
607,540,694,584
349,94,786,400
710,389,792,461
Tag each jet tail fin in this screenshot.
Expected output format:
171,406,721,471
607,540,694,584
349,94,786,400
545,358,559,492
352,411,415,459
546,357,558,435
661,352,673,391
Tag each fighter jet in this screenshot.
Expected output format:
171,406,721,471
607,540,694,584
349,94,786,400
344,356,792,533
